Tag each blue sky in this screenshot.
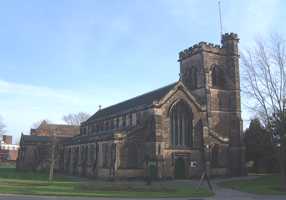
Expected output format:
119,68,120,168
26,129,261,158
0,0,285,143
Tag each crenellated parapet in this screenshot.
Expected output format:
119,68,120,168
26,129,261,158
178,41,222,61
221,32,239,55
221,32,239,42
179,32,239,61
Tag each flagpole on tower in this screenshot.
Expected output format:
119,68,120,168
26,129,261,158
218,1,223,36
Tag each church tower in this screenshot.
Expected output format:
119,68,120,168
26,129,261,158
178,33,246,176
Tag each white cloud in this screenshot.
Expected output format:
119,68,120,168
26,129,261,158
0,79,146,142
0,79,83,105
0,79,98,142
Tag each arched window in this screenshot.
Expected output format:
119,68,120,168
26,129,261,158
170,100,193,147
212,65,225,88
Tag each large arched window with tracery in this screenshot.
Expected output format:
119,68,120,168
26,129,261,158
170,100,193,147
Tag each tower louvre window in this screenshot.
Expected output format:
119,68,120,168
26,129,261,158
212,65,225,88
181,66,198,90
190,67,198,89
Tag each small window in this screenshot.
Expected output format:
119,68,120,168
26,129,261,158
111,119,114,129
116,118,119,128
122,115,126,127
100,122,103,131
132,113,137,126
105,121,109,130
136,112,141,124
129,114,132,127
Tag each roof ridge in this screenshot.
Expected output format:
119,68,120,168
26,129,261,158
46,123,79,127
100,82,177,109
86,82,178,122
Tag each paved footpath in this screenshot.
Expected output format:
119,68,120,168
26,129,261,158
205,176,286,200
0,177,285,200
205,184,286,200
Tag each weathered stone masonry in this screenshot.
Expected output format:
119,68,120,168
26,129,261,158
18,33,246,179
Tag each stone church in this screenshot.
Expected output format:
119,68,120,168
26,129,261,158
18,33,246,179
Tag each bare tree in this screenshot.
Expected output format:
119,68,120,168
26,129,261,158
0,115,6,136
49,134,57,182
62,112,90,126
32,119,51,129
242,34,286,189
48,112,87,181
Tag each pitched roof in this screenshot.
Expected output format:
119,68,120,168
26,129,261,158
87,82,177,122
39,121,79,129
22,135,51,143
31,122,80,137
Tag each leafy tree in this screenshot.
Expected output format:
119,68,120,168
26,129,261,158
244,118,278,173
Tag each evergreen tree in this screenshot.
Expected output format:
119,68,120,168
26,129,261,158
244,118,278,173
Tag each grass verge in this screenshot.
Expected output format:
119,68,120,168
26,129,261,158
0,168,213,198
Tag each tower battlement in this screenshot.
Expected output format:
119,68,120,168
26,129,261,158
179,42,222,61
221,32,239,41
179,32,239,61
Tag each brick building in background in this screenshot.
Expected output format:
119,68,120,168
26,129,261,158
0,135,19,161
17,121,80,170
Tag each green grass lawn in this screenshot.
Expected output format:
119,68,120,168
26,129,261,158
220,174,286,195
0,167,69,181
0,168,213,198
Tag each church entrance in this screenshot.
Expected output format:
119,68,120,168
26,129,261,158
174,157,186,179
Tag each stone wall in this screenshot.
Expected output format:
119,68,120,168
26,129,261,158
19,33,245,179
178,33,246,177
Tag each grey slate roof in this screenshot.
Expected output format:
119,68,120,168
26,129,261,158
21,135,51,143
87,82,177,122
